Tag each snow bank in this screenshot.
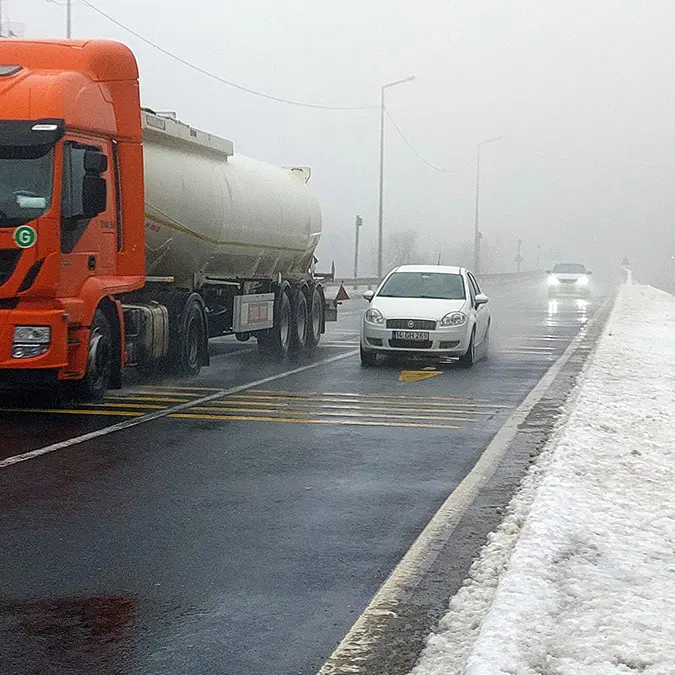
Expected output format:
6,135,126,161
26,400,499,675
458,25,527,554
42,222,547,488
412,284,675,675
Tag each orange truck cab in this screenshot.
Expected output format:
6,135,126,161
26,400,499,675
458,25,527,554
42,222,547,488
0,40,146,398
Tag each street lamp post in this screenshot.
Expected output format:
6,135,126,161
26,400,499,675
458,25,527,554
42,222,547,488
377,76,415,278
473,136,503,274
353,215,363,287
66,0,72,38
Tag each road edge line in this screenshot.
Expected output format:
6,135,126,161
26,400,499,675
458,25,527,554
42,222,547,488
0,350,358,471
317,298,614,674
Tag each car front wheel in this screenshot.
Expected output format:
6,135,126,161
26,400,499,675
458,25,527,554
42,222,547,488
360,347,377,367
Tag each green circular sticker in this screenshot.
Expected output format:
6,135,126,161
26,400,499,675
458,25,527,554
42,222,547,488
13,225,37,249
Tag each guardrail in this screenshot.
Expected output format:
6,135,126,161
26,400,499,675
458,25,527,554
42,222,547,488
324,270,543,291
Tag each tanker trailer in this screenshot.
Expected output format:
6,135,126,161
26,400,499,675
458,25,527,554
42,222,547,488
0,40,334,401
120,110,331,376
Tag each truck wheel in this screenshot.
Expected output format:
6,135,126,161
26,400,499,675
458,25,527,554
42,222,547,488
290,289,308,354
177,296,207,377
258,289,292,359
75,309,112,401
306,286,324,351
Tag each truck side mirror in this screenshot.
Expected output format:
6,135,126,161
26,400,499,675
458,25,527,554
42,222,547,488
84,149,108,175
82,175,107,218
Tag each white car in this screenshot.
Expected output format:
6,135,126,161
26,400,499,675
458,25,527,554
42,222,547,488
360,265,490,367
547,262,592,298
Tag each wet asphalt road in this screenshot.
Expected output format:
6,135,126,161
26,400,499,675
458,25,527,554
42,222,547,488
0,277,609,675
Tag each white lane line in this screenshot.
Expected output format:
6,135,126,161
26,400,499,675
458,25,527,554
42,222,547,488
0,350,359,471
317,297,613,675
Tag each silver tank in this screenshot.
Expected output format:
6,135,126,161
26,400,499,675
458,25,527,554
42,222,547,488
141,112,322,288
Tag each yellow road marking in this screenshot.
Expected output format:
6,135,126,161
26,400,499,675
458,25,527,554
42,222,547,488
208,400,494,415
0,408,142,417
169,412,462,429
104,395,190,403
92,402,167,410
249,389,490,403
399,370,442,383
190,406,476,422
226,394,507,410
125,387,222,394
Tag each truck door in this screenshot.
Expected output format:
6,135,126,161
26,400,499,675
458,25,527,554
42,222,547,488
57,138,116,298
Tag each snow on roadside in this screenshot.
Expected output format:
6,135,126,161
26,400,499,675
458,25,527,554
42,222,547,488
411,284,675,675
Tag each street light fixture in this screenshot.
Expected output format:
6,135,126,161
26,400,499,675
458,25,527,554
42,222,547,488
473,136,503,274
377,75,415,278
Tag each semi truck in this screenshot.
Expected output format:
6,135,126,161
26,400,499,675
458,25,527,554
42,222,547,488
0,39,334,400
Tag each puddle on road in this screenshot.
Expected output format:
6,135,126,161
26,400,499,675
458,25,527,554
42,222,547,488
0,596,135,673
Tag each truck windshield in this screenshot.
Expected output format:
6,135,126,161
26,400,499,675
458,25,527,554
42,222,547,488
378,272,466,300
0,149,54,227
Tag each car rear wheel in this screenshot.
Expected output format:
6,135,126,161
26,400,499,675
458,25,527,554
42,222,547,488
481,322,490,360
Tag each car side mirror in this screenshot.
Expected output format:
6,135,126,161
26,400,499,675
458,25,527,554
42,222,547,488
362,290,375,302
475,293,489,306
545,270,552,275
587,270,593,275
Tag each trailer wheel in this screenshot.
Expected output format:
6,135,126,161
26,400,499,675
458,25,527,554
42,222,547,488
177,296,207,377
306,285,324,351
290,289,309,354
258,289,292,359
75,309,113,402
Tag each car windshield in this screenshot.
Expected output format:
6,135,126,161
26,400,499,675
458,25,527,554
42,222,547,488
0,149,54,227
553,263,586,274
378,272,466,300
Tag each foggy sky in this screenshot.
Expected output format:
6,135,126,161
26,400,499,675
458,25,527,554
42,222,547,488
9,0,675,286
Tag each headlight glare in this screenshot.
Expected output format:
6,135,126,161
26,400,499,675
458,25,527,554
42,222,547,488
13,326,51,344
365,308,385,325
576,275,589,286
440,312,466,327
547,275,560,286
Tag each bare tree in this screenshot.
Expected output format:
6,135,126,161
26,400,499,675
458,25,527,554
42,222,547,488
384,229,424,271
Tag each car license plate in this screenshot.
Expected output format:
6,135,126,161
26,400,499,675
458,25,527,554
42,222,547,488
392,330,429,341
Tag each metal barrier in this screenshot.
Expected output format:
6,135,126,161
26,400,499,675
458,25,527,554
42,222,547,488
324,270,543,291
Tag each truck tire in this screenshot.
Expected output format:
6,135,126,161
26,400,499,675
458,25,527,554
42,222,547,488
75,309,113,401
306,285,324,351
258,289,292,359
175,295,207,377
290,289,308,354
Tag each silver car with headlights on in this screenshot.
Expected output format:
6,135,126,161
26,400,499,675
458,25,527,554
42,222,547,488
546,262,592,298
360,265,490,367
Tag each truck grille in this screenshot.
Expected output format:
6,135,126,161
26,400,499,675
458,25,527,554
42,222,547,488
386,319,436,330
0,249,21,287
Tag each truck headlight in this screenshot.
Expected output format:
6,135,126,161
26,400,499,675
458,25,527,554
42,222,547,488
12,325,51,359
547,275,560,286
365,308,385,325
576,275,589,286
440,312,466,327
14,326,51,343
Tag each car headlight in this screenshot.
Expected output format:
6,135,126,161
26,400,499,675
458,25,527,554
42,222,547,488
13,326,51,344
547,275,560,286
365,308,385,325
576,275,589,286
440,312,466,327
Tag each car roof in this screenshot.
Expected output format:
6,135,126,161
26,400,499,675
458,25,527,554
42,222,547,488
390,264,464,275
